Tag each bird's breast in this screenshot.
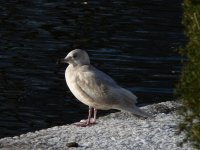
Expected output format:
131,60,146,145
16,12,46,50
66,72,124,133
65,66,76,90
65,66,93,106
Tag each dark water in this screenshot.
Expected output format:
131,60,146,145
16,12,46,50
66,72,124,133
0,0,185,138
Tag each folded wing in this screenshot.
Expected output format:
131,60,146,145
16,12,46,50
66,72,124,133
75,65,137,109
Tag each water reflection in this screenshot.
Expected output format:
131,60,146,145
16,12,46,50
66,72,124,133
0,0,184,138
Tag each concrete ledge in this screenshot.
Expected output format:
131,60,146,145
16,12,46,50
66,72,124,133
0,101,192,150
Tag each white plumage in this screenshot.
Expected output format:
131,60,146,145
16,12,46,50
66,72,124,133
63,49,151,126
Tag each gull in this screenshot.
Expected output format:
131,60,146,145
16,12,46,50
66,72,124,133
62,49,152,127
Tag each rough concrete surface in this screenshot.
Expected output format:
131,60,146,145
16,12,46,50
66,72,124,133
0,101,193,150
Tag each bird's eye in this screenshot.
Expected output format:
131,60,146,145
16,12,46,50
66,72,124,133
73,54,77,58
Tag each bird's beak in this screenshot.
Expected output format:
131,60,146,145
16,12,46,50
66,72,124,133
60,57,71,64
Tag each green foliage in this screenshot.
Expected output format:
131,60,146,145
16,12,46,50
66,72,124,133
176,0,200,149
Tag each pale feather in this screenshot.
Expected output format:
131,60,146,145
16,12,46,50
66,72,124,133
75,65,138,109
64,49,151,118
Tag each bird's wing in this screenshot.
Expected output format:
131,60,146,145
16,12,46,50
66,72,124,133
75,65,121,107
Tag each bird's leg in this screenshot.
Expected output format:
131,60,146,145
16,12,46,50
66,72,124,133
82,108,97,123
93,108,97,123
82,107,97,124
81,108,97,124
74,107,97,127
74,107,93,127
86,106,93,125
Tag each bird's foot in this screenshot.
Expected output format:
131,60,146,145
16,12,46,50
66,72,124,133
73,118,96,127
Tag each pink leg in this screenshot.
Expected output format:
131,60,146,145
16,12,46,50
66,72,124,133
93,108,97,123
86,107,92,125
73,107,97,127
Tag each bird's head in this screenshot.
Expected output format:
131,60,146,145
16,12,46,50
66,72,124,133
62,49,90,66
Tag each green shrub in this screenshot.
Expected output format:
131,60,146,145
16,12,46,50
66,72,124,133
176,0,200,149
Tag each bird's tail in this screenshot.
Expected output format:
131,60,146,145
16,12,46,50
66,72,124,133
120,105,153,118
